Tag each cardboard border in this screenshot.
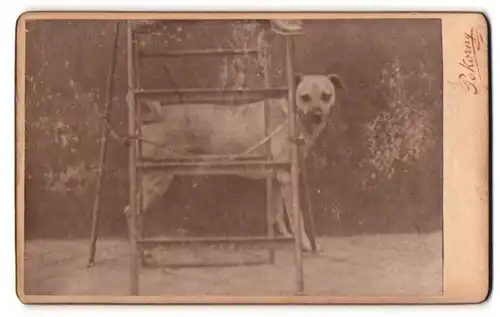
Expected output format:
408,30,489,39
15,11,490,304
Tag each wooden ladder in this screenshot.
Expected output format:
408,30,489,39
88,20,305,296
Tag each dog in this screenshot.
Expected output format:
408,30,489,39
124,73,346,252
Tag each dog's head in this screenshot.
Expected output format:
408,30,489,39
295,74,346,124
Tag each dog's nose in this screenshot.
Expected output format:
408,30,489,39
312,108,323,116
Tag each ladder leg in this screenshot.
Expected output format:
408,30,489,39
127,21,139,296
257,30,276,264
285,35,304,294
87,21,120,268
266,177,276,264
260,32,276,265
299,155,318,253
136,93,146,268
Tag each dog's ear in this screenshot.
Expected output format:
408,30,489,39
295,73,304,87
328,74,347,91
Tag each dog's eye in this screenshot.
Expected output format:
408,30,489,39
300,94,311,102
321,92,332,102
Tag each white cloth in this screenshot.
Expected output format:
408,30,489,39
270,20,303,34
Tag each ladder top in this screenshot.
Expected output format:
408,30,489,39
130,19,304,36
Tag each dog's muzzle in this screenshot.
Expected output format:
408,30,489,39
311,108,323,116
310,108,325,123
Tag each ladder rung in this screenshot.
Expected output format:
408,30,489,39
134,87,289,105
138,236,294,248
137,95,279,106
147,154,267,161
138,168,274,176
137,160,289,175
135,87,288,96
131,20,238,35
138,48,261,58
141,259,268,269
137,160,290,168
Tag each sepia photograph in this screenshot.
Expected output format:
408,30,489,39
15,13,489,303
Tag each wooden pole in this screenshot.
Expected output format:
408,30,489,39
299,153,318,252
135,38,145,267
127,21,139,296
285,35,304,294
260,32,275,265
87,21,120,268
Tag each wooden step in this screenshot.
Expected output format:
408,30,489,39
138,236,294,248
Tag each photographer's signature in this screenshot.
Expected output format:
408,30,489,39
458,28,484,95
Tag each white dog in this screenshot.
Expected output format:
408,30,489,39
125,73,345,252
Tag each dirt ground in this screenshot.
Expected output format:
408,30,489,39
23,232,442,296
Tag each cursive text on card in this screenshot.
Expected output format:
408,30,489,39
458,28,484,95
